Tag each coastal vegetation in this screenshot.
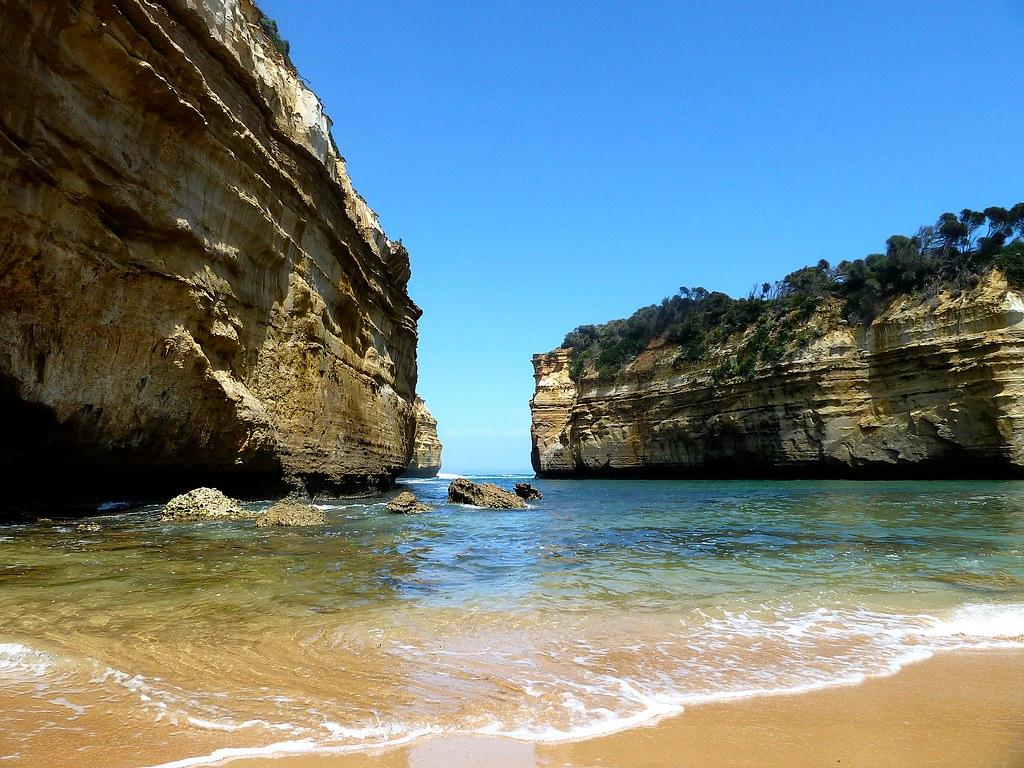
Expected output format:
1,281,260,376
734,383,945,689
255,7,292,62
563,204,1024,382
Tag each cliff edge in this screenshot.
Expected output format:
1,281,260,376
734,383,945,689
0,0,420,503
403,398,442,478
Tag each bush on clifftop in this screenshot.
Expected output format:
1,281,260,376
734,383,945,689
254,7,292,63
562,203,1024,383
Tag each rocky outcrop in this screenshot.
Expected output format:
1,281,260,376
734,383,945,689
255,499,326,527
514,483,542,500
448,478,528,509
161,487,252,521
387,490,431,514
0,0,420,506
403,398,442,478
531,273,1024,478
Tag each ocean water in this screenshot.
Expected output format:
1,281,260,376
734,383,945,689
1,477,1023,766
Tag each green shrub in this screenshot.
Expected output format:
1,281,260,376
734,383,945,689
255,9,291,61
995,242,1024,288
559,202,1024,383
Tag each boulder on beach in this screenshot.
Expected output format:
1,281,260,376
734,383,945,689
255,499,327,528
388,491,432,514
161,487,253,522
514,483,542,501
447,478,528,510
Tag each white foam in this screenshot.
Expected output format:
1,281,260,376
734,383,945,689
925,603,1024,642
11,603,1024,764
141,728,439,768
0,642,53,679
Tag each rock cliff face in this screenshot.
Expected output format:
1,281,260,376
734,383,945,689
0,0,420,504
403,398,442,478
532,274,1024,478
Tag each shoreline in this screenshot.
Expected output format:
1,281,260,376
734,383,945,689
163,647,1024,768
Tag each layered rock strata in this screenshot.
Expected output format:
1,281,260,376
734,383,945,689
403,398,443,477
0,0,420,505
531,274,1024,478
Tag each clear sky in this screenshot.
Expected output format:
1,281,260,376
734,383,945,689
259,0,1024,474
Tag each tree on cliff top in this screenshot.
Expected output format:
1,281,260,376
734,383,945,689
562,202,1024,383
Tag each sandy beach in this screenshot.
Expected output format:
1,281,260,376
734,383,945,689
213,649,1024,768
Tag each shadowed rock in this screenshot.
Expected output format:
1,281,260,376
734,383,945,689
514,483,543,500
387,491,432,514
447,478,527,510
255,499,326,528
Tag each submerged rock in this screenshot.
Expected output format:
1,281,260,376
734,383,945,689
161,488,252,522
514,483,543,501
387,491,432,514
447,478,528,510
255,500,327,528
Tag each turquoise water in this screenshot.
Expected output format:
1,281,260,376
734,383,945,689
1,477,1023,766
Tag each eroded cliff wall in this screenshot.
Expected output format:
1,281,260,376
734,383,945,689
403,398,442,478
531,275,1024,478
0,0,420,502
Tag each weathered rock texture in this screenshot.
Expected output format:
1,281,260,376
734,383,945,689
254,499,326,528
0,0,420,504
403,398,442,478
532,274,1024,478
514,483,542,500
387,490,431,515
161,487,251,522
448,478,528,509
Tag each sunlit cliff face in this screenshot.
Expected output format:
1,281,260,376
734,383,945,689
532,272,1024,478
0,0,421,504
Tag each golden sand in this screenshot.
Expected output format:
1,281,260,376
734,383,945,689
216,649,1024,768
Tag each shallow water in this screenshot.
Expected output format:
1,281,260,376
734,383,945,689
1,477,1023,766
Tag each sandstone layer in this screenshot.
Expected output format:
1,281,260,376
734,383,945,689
0,0,420,505
403,397,443,477
531,274,1024,478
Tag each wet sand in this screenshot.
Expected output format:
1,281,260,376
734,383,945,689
225,649,1024,768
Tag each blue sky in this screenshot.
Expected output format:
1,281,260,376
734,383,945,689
259,0,1024,474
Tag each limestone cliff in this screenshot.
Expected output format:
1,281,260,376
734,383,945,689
531,273,1024,478
403,398,442,478
0,0,420,504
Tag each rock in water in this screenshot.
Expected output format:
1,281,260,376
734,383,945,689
161,488,251,522
447,478,528,510
387,491,432,514
514,483,543,500
0,0,420,505
255,500,326,528
403,399,443,478
76,522,102,533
